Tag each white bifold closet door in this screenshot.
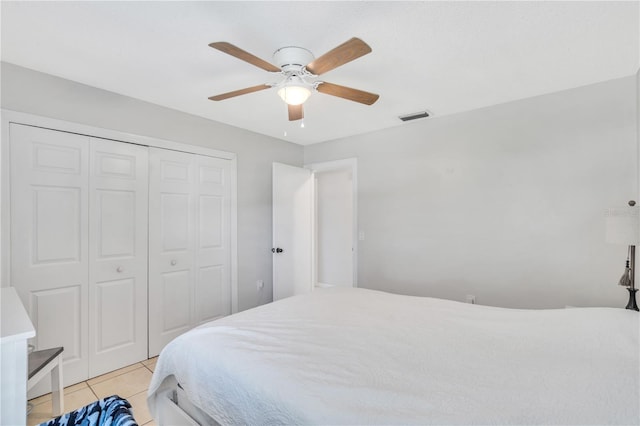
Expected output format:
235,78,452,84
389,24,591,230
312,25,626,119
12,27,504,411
148,148,232,356
11,124,91,387
10,124,149,389
88,138,148,377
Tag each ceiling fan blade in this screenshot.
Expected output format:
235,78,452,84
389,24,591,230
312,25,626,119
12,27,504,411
208,84,270,101
316,82,379,105
305,38,372,76
288,104,304,121
209,42,281,73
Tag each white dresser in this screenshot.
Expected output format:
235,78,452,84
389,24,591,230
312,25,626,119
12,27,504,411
1,286,36,425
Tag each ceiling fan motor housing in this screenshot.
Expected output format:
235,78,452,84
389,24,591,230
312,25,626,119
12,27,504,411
273,46,315,74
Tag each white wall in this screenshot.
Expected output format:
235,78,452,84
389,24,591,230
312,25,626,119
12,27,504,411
4,62,636,310
1,62,304,311
305,76,638,309
316,169,353,286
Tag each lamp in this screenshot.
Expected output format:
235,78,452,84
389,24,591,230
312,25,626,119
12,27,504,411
277,76,312,106
605,200,640,310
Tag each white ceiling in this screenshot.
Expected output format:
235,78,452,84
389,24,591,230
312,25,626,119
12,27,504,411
1,1,638,145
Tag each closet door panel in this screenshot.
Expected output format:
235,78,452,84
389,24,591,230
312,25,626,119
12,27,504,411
161,270,192,331
88,138,148,376
10,124,90,390
30,286,82,364
161,193,191,251
149,148,196,356
33,187,82,263
95,278,135,351
195,156,232,324
96,190,136,257
197,265,225,322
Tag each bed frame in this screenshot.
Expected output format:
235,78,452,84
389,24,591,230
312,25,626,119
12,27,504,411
153,379,218,426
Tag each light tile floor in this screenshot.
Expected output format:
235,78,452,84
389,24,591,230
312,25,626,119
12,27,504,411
27,357,158,426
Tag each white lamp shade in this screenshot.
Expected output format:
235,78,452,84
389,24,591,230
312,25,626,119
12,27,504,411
605,206,640,245
277,85,311,106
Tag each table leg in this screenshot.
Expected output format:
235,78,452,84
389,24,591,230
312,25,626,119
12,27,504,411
50,356,64,416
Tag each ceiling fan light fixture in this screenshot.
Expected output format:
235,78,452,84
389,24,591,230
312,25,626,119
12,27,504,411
277,75,313,105
277,82,312,106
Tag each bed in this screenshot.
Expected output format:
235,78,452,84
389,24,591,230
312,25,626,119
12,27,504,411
147,287,640,425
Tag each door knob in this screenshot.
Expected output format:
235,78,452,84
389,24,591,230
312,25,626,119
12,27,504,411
271,248,284,253
116,266,123,273
171,260,177,266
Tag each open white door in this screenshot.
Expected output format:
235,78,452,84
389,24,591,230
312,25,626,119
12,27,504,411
272,163,313,301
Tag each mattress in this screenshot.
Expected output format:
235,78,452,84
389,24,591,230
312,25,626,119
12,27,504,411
147,287,640,425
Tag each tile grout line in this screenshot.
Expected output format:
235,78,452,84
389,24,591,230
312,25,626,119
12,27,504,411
87,364,147,389
87,381,99,400
32,381,92,408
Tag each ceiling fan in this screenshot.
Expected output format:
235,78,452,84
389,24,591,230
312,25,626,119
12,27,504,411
208,37,379,121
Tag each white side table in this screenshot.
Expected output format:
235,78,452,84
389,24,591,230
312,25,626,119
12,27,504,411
1,287,36,425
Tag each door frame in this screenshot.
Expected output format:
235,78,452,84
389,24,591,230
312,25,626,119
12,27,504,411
304,158,358,288
1,109,239,313
272,162,314,300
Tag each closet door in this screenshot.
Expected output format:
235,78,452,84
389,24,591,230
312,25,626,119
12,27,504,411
195,155,232,325
10,124,90,387
88,138,148,376
148,148,232,356
148,149,196,356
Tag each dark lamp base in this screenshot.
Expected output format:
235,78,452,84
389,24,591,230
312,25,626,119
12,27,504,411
625,288,639,311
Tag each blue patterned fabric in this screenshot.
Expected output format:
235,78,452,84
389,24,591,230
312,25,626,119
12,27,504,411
37,395,138,426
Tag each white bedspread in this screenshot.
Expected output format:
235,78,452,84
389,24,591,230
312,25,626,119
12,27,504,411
148,287,639,425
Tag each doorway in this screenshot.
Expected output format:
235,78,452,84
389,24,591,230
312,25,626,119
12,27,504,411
306,159,357,288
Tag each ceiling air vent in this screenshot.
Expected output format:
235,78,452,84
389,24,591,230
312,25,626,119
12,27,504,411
398,111,429,122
